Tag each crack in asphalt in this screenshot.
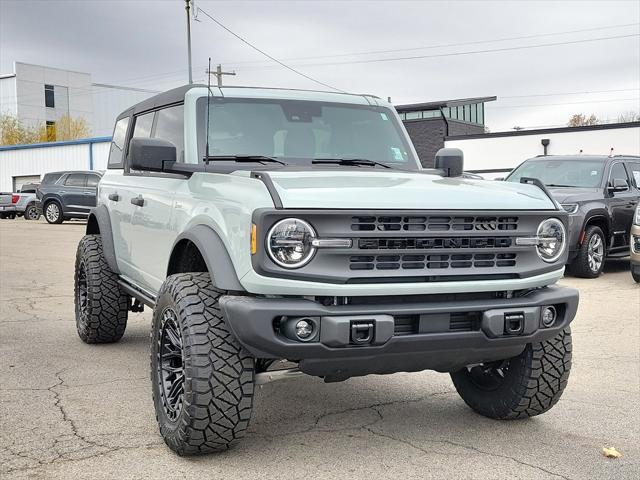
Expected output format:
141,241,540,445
363,412,574,480
2,370,161,475
249,389,455,439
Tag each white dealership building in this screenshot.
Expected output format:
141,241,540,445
0,61,157,138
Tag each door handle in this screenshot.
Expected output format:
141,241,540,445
131,195,145,207
108,193,120,202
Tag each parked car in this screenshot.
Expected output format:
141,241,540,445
74,84,578,455
0,185,39,219
0,192,17,219
631,205,640,283
36,171,102,224
506,155,640,277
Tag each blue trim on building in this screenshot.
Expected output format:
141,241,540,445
0,136,112,152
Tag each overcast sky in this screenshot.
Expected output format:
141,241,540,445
1,0,639,131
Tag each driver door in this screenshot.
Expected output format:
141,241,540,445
607,162,636,251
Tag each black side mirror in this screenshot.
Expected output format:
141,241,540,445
435,148,464,177
129,137,176,172
608,178,629,192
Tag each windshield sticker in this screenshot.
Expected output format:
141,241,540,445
380,113,389,121
591,170,599,176
390,147,404,161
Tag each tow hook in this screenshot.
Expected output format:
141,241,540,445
504,312,525,335
350,321,374,345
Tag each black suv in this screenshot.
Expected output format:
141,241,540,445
507,155,640,277
36,171,103,224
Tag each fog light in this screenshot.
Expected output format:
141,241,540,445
541,306,557,327
295,319,314,339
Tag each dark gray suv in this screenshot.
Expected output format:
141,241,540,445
36,171,103,224
507,155,640,277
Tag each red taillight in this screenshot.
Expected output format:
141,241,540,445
11,194,19,204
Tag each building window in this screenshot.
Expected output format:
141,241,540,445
470,103,477,123
44,84,55,108
405,111,422,120
46,121,56,141
477,103,484,124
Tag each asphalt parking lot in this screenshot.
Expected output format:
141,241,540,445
1,219,638,480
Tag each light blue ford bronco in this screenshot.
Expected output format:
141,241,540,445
74,85,578,455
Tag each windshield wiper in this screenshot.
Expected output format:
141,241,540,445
545,184,575,188
203,155,287,165
312,158,392,169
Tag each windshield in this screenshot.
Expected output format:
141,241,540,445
506,159,605,188
197,97,419,169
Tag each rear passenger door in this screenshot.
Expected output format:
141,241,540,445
82,173,101,209
61,173,88,212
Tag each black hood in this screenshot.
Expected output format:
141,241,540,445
547,187,602,204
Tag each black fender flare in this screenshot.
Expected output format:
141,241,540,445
170,225,245,292
86,205,120,274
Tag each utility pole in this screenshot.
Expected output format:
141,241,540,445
185,0,193,84
206,64,236,87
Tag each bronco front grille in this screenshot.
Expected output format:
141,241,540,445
350,253,517,271
358,236,513,250
351,215,519,232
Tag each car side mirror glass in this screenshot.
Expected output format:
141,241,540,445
608,178,629,192
128,137,177,172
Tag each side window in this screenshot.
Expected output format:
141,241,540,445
108,117,130,168
64,174,86,187
86,175,100,188
609,162,629,188
626,162,640,188
133,112,154,138
154,105,185,162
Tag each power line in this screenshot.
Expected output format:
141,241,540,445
501,88,640,99
222,22,640,66
491,97,640,109
195,6,346,93
236,33,640,69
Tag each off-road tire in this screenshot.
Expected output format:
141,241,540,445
570,225,605,278
24,203,40,221
450,328,572,419
74,234,129,343
44,200,64,224
632,270,640,283
151,272,255,455
0,213,6,219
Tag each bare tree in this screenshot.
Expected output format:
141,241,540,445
567,113,600,127
617,111,640,123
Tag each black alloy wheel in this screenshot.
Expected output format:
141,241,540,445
157,308,185,421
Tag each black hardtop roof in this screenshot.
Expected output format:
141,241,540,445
115,84,383,120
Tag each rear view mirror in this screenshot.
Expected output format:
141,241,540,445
129,137,176,172
435,148,464,177
608,178,629,192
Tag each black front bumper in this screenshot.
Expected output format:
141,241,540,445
219,285,579,380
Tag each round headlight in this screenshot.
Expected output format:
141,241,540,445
267,218,316,268
536,218,566,263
